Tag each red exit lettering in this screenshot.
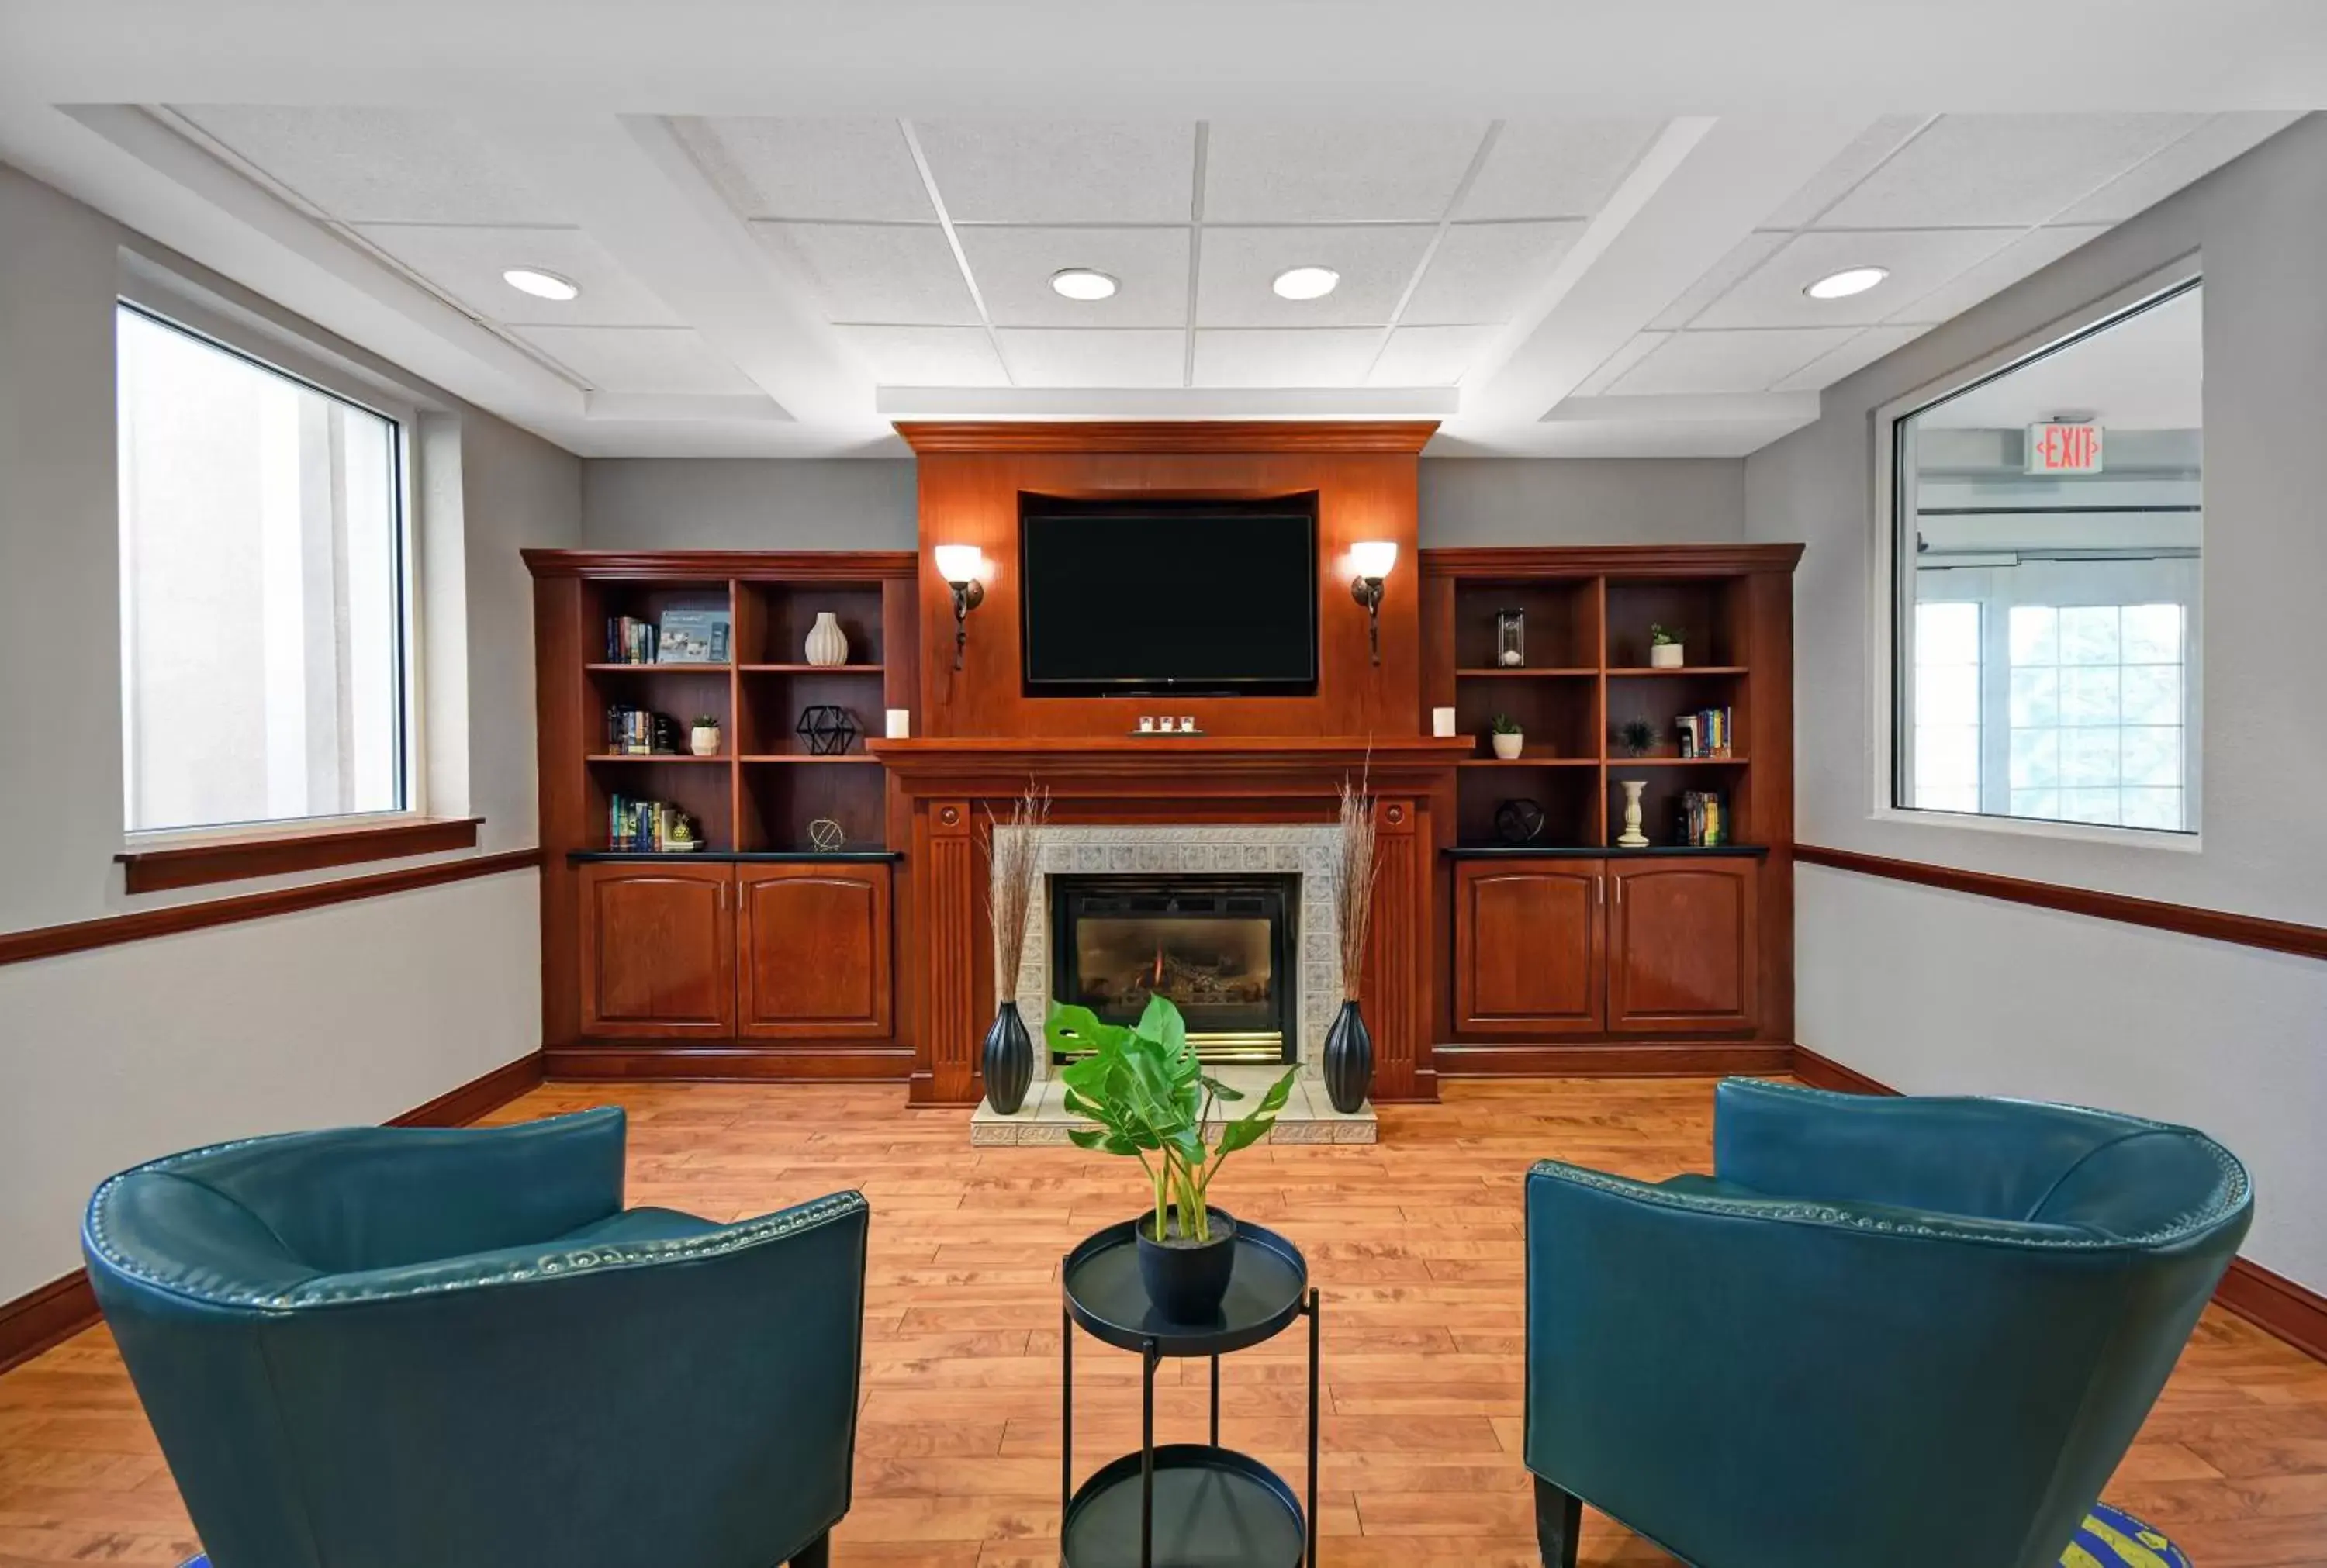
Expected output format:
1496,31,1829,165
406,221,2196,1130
2025,422,2105,475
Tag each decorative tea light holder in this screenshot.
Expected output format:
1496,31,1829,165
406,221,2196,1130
1495,608,1526,668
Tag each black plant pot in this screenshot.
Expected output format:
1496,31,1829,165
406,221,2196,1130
1322,999,1374,1114
1136,1207,1239,1323
981,1001,1033,1114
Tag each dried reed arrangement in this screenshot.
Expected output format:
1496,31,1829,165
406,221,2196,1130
983,782,1051,989
1333,770,1379,1003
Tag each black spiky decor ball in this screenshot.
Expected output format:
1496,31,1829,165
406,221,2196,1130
794,705,859,755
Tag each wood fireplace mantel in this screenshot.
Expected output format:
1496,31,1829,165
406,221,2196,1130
877,734,1464,1107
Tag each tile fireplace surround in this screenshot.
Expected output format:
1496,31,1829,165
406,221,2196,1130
972,823,1377,1146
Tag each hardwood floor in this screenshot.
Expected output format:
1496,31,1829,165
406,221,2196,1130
2,1077,2322,1567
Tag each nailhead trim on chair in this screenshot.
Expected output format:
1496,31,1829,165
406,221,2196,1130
85,1126,870,1311
1530,1085,2250,1251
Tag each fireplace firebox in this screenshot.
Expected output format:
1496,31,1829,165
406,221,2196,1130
1049,876,1297,1065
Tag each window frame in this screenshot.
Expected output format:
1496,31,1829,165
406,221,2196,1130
1870,257,2204,853
113,287,431,862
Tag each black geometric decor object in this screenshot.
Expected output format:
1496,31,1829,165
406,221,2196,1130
1494,797,1547,845
794,705,859,755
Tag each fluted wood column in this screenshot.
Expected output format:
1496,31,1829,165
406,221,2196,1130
1361,796,1430,1102
914,798,980,1105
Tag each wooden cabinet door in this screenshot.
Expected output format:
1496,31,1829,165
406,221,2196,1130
1608,859,1758,1033
738,862,894,1040
1453,859,1606,1034
579,863,735,1038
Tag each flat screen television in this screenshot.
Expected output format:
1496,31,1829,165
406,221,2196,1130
1018,495,1319,696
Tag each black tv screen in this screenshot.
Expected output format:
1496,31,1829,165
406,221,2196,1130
1019,496,1319,695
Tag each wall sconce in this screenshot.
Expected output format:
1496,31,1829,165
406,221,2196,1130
933,544,987,671
1349,541,1397,665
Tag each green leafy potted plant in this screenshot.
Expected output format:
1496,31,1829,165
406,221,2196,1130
1490,712,1524,761
1649,623,1685,668
1049,995,1297,1321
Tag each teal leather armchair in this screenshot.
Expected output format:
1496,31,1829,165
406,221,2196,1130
84,1107,867,1568
1525,1079,2250,1568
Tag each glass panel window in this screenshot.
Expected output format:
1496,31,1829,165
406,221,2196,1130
116,304,408,834
1892,281,2201,835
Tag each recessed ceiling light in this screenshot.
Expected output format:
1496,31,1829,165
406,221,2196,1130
1272,265,1340,301
503,268,580,302
1050,268,1119,301
1804,266,1889,301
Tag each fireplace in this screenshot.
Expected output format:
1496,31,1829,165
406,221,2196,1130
1049,875,1297,1065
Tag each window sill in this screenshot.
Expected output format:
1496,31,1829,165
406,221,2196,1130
116,817,484,893
1870,803,2201,854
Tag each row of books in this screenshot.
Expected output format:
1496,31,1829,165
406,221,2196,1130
1679,790,1727,848
1676,707,1735,758
603,610,731,665
609,794,700,853
605,706,680,756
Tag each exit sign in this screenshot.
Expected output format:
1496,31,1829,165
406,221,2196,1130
2026,422,2104,475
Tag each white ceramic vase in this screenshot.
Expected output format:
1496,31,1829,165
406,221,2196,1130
1617,779,1650,847
1649,643,1684,668
805,611,849,668
1492,731,1524,761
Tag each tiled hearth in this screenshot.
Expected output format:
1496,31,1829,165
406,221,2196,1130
971,823,1378,1145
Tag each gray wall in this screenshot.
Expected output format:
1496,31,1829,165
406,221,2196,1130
579,454,1745,551
1745,116,2327,1291
0,160,579,1300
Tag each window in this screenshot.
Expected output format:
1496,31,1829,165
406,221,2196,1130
116,303,410,835
1890,279,2201,837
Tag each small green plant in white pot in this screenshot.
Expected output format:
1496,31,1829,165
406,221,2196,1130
1050,995,1296,1321
1649,624,1686,668
1491,713,1525,761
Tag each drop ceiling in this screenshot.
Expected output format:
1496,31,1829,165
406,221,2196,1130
1,2,2315,459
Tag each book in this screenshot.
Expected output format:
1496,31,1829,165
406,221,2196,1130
604,616,659,664
603,706,680,755
1674,706,1734,760
655,609,731,665
1679,789,1727,847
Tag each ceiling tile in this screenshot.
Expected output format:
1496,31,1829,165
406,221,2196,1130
513,326,758,395
1884,225,2107,326
669,116,932,222
1692,228,2018,330
1193,329,1381,388
833,325,1008,386
1368,325,1500,387
1195,225,1433,328
752,223,977,326
2052,112,2302,224
1648,232,1787,331
1202,121,1489,223
915,121,1195,223
171,105,569,225
352,224,680,327
957,227,1190,328
995,329,1185,388
1814,114,2208,229
1758,116,1931,230
1608,329,1858,396
1402,221,1584,326
1771,324,1928,392
1574,332,1671,396
1457,119,1665,220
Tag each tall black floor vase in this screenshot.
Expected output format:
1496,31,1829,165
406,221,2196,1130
981,1001,1034,1114
1321,999,1373,1114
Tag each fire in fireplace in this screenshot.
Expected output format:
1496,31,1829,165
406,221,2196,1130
1049,876,1296,1064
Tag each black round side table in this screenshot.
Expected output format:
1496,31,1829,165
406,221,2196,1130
1060,1216,1320,1568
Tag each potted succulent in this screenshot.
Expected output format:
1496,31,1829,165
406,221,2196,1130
1491,713,1525,761
689,716,721,757
1616,718,1659,758
1649,624,1686,668
1050,995,1297,1322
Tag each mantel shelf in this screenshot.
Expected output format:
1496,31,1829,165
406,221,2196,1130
1457,757,1600,768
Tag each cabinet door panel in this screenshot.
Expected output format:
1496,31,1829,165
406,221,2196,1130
739,863,894,1039
1609,861,1757,1032
579,864,735,1038
1454,860,1604,1034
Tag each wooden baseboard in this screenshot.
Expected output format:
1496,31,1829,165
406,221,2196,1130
545,1044,915,1081
0,1049,548,1376
1436,1042,1793,1078
1787,1043,2325,1366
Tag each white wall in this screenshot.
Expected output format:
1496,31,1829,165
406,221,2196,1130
579,454,1745,551
0,161,579,1302
1747,117,2327,1291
